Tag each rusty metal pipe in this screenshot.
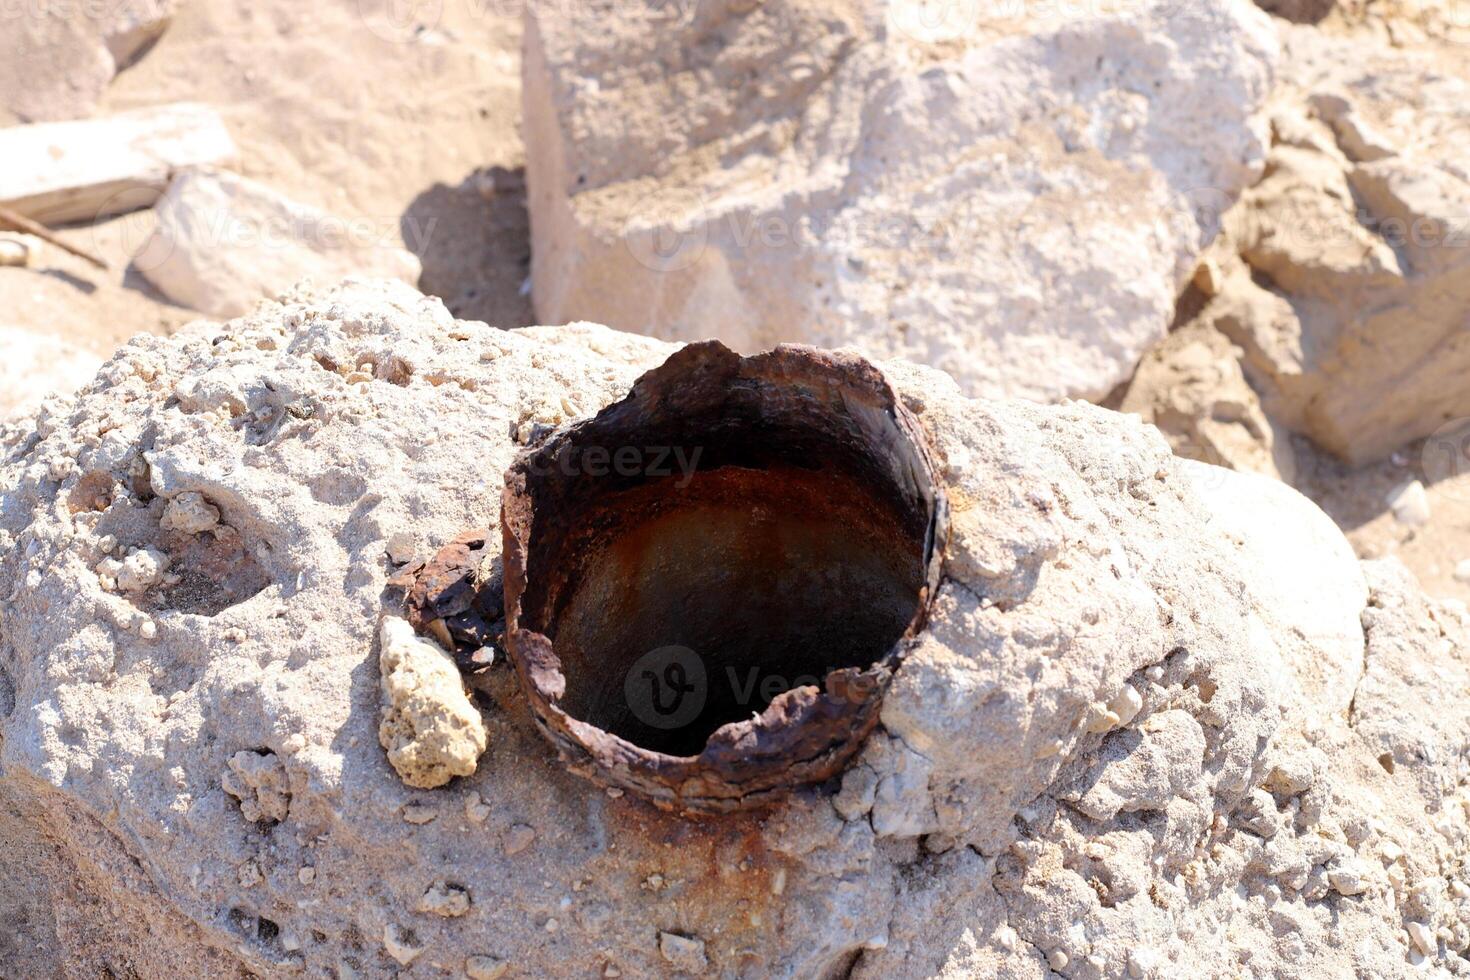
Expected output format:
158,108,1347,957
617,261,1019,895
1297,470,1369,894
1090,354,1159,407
499,341,947,814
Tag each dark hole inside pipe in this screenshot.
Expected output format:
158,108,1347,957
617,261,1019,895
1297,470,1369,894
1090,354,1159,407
517,367,932,758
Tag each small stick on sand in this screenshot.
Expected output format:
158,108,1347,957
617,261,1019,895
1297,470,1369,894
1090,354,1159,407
0,204,110,271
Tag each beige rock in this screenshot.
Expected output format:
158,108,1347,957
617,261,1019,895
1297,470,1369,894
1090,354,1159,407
523,0,1277,403
1387,479,1431,527
1120,321,1296,483
378,615,488,789
0,104,236,224
466,955,509,979
159,491,220,535
116,546,169,593
383,923,424,966
658,932,708,975
136,169,421,318
0,238,30,268
1204,28,1470,463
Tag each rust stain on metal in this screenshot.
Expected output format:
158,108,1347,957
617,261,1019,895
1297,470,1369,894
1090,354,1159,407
400,528,503,673
491,341,949,815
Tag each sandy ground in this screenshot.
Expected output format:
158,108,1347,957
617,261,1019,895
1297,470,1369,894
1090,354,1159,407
1294,434,1470,605
0,0,533,360
1,0,1466,605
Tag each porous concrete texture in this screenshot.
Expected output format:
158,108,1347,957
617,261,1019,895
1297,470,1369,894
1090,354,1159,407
523,0,1278,403
1,279,1468,977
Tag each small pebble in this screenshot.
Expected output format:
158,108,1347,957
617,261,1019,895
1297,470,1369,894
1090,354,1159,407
139,619,158,640
298,866,316,885
238,860,262,888
1048,949,1070,970
1109,685,1143,727
465,793,491,823
503,823,536,855
1454,559,1470,584
544,917,559,933
465,955,509,980
0,237,30,268
1408,920,1436,956
1387,480,1431,527
402,803,438,825
658,932,707,974
419,880,471,917
383,923,424,966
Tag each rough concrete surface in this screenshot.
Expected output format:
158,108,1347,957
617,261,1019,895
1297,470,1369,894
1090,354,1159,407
1,279,1468,977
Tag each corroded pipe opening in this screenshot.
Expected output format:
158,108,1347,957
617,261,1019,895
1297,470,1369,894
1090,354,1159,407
501,341,947,813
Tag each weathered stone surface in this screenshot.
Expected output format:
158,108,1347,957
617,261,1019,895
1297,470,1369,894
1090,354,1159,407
1180,459,1367,718
0,1,180,124
136,168,421,317
1,279,1467,976
523,0,1277,403
1198,27,1470,463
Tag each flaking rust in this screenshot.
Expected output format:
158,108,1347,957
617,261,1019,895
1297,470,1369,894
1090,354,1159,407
412,341,947,815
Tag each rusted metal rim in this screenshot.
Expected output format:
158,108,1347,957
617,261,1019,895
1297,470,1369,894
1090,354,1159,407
495,341,947,814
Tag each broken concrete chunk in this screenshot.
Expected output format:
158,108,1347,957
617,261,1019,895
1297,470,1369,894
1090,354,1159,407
160,491,221,535
1207,31,1470,463
523,0,1276,402
378,615,487,789
0,104,236,224
2,279,1466,977
135,169,421,318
